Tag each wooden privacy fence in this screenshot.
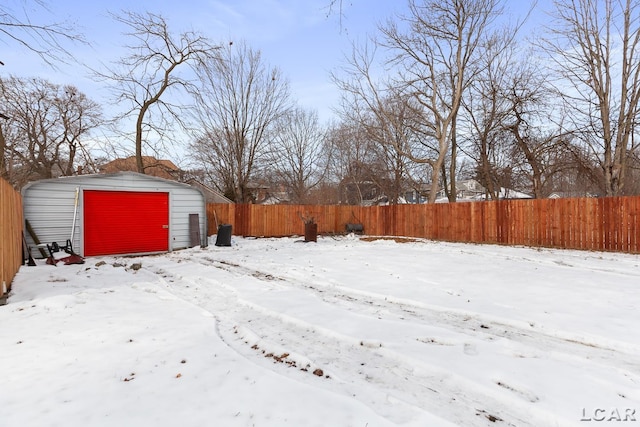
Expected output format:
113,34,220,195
0,177,23,293
207,196,640,253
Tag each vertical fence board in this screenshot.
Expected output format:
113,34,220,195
591,197,599,251
603,197,611,251
535,199,544,247
525,200,535,246
558,198,566,248
610,197,617,251
596,197,605,251
548,199,556,247
514,201,522,245
510,201,517,246
495,201,504,244
628,197,634,252
546,198,555,247
623,197,631,252
461,203,471,242
0,178,23,293
480,202,489,243
468,203,476,242
449,204,458,241
575,198,583,250
521,200,529,246
436,203,445,241
587,198,595,250
545,199,553,247
593,197,601,251
459,203,468,242
631,197,640,254
582,198,591,250
566,198,574,249
632,197,639,253
619,198,628,252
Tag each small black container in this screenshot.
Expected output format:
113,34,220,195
215,224,233,246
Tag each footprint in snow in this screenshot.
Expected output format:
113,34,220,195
463,343,478,356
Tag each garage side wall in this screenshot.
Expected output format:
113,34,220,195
23,180,80,256
168,185,207,250
22,173,207,257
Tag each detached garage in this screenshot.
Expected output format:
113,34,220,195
22,172,207,257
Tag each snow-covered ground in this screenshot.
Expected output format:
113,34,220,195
1,235,639,426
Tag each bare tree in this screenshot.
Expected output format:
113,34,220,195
503,84,556,198
190,41,290,203
267,106,329,204
334,0,505,203
0,102,17,183
326,115,414,205
335,39,435,203
461,27,519,200
542,0,640,196
0,0,85,67
0,76,101,187
352,96,417,204
370,122,413,204
386,0,507,202
326,120,378,205
463,43,570,199
99,11,218,174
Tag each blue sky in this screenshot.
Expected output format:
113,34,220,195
2,0,548,124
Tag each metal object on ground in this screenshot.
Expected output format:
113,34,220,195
345,223,364,234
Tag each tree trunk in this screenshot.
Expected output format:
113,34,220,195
449,114,458,202
428,150,447,203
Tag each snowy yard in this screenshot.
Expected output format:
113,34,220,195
1,235,639,426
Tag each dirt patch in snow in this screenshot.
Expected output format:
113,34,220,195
359,236,421,244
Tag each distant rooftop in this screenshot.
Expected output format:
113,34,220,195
99,156,179,180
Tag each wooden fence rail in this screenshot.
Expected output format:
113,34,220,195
0,178,23,293
207,196,640,253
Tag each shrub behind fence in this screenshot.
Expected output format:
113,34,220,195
207,196,640,253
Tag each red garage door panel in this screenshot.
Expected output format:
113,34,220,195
84,190,169,256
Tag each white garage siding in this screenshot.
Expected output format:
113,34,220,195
22,172,207,257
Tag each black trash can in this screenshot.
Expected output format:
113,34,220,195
215,224,232,247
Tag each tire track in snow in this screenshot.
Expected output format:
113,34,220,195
152,255,567,427
189,254,640,376
427,242,640,278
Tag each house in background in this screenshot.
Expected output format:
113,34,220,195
547,191,598,199
99,156,180,180
339,180,384,206
435,179,532,202
99,156,232,204
245,181,292,204
185,179,233,204
403,182,431,204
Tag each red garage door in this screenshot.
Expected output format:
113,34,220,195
84,190,169,256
